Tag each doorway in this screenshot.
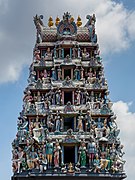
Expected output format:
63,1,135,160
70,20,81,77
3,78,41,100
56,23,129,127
64,69,71,79
64,91,72,105
64,117,74,131
64,146,75,164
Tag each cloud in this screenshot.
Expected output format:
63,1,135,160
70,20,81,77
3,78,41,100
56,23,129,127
113,101,135,179
0,0,135,83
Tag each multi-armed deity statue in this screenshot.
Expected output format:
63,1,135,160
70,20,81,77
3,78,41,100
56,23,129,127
11,12,126,180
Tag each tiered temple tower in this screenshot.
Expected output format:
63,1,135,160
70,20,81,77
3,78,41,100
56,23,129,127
11,12,126,180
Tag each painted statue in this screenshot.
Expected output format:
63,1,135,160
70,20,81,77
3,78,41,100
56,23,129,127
46,139,53,168
74,66,80,80
54,140,62,168
93,154,101,173
79,141,86,167
77,115,84,132
87,139,96,168
51,68,56,80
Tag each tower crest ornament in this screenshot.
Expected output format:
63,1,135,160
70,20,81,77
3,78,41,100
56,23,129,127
57,12,77,36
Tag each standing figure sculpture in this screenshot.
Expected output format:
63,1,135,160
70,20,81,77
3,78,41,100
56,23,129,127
51,68,56,81
55,88,62,105
55,113,61,132
54,140,62,168
87,139,96,168
77,115,84,132
74,66,80,80
46,138,53,168
79,141,87,167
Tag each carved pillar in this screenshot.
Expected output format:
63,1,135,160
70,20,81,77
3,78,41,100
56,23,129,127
62,146,64,164
62,48,64,58
62,91,64,105
70,48,72,58
61,117,64,131
72,91,74,105
75,145,78,163
78,47,81,58
37,70,40,79
62,68,64,80
71,69,73,80
54,46,57,59
74,117,76,131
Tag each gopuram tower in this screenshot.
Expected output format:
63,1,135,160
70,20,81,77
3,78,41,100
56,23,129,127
11,12,126,180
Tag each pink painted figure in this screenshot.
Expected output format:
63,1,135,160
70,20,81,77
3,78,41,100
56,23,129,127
54,141,62,168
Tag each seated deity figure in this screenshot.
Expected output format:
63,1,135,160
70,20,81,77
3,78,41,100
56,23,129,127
40,69,48,81
63,76,73,86
34,49,40,62
87,68,96,84
33,116,43,142
28,70,36,85
100,154,109,172
12,149,19,173
93,154,101,173
54,140,62,168
38,153,47,172
82,48,89,59
45,47,52,58
46,138,53,168
111,155,125,173
23,91,33,106
29,146,39,170
17,147,25,173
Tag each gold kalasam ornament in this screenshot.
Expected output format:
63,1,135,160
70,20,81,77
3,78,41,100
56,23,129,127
77,15,82,27
68,162,74,173
70,16,74,22
48,16,54,27
55,16,60,27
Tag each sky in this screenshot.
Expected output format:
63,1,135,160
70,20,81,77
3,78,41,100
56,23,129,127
0,0,135,179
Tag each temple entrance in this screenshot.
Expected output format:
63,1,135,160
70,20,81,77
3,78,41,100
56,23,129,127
64,91,72,104
64,69,71,79
64,117,74,131
64,146,75,164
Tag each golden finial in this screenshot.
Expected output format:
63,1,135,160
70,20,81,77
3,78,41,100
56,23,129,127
48,16,54,27
70,16,74,22
55,16,60,27
77,15,82,27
